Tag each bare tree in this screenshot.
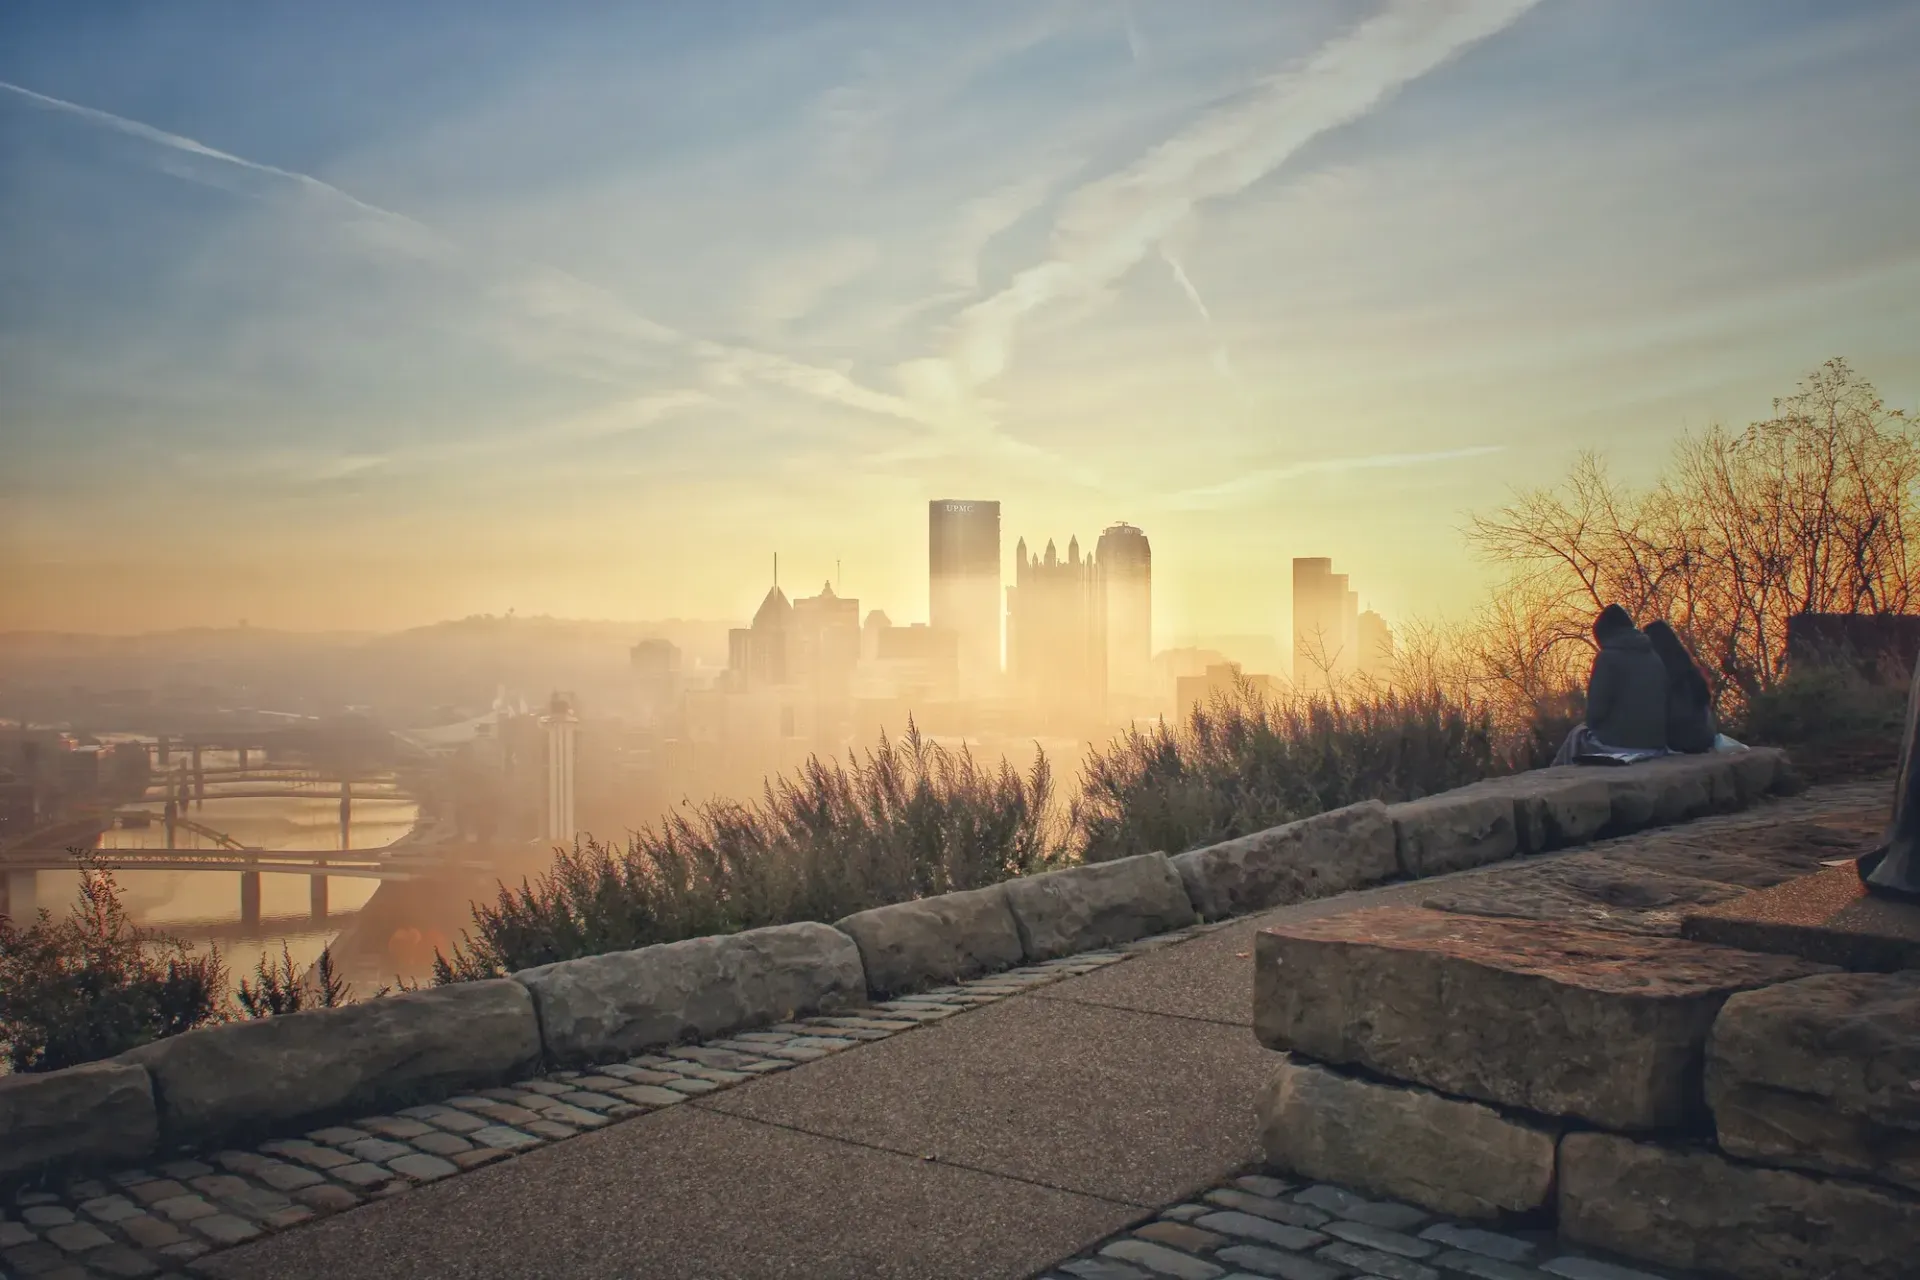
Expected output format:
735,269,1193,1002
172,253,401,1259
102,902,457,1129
1468,359,1916,706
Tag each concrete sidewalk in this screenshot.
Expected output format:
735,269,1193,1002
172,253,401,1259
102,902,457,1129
197,877,1444,1280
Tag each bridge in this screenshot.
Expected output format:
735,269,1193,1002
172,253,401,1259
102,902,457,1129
0,844,496,929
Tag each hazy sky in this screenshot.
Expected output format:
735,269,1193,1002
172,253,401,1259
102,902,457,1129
4,0,1917,640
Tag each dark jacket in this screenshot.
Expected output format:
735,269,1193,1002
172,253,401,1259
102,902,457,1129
1644,621,1716,754
1585,625,1670,751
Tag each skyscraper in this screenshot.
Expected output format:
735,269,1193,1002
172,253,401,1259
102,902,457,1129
543,692,578,846
1096,522,1152,702
1007,534,1105,722
1358,609,1395,682
929,499,1001,696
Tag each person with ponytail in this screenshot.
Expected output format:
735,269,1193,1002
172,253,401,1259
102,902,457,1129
1644,619,1716,754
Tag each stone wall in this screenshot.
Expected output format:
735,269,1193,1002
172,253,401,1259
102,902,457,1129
1253,759,1920,1280
0,748,1796,1186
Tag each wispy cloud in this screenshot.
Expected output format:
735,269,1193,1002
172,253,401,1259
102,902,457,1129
911,0,1540,412
0,78,935,437
1159,445,1507,512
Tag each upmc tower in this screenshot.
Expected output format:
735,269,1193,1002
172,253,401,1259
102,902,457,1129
929,499,1002,696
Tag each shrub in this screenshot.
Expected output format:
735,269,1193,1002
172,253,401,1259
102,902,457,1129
235,944,351,1018
1072,677,1515,861
437,720,1066,978
0,865,226,1074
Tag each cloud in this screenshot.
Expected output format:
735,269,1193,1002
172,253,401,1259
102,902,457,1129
1160,445,1507,511
0,78,936,436
742,238,881,333
913,0,1540,407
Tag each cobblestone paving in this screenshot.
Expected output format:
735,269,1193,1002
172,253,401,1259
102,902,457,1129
0,927,1220,1280
1033,1171,1692,1280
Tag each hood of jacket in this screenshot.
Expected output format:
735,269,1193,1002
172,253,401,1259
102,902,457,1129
1597,626,1653,653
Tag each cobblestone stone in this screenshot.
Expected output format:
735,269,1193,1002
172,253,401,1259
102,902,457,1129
187,1215,259,1247
658,1076,722,1096
386,1154,458,1182
300,1129,366,1147
449,1148,512,1171
1293,1185,1368,1218
1419,1224,1536,1263
467,1126,542,1151
551,1090,624,1112
3,1240,65,1275
289,1186,360,1215
340,1138,413,1164
1194,1210,1326,1252
1133,1221,1226,1252
1203,1189,1329,1228
610,1084,687,1107
0,1221,34,1248
324,1163,395,1190
85,1244,160,1278
1435,1249,1551,1280
530,1101,609,1128
1217,1244,1342,1280
19,1208,73,1229
355,1117,436,1140
43,1221,111,1253
115,1217,185,1251
520,1119,580,1141
511,1080,574,1097
405,1130,474,1157
1235,1174,1293,1198
1061,1259,1155,1280
1098,1238,1224,1280
258,1142,352,1171
1314,1241,1439,1280
154,1162,211,1182
146,1197,213,1225
1158,1204,1208,1222
1323,1221,1439,1258
397,1105,487,1135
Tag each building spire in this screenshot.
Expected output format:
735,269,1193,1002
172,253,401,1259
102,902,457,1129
773,552,779,590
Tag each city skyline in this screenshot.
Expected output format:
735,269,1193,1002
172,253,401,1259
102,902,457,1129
4,2,1918,637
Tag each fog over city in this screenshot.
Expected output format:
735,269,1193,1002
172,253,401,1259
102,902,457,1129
4,0,1917,991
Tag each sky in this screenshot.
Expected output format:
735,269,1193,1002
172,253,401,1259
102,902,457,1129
3,0,1918,641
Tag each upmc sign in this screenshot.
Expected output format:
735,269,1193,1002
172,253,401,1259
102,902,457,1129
944,503,975,513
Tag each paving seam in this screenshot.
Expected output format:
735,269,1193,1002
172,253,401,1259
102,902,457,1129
683,1101,1158,1210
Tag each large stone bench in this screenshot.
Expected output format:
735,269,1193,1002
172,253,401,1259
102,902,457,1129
1254,905,1830,1131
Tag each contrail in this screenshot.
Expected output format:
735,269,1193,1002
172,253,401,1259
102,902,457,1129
1162,445,1507,511
0,78,938,430
932,0,1541,397
1161,249,1213,323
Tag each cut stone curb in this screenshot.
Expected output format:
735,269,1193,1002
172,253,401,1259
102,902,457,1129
1706,970,1920,1193
1002,853,1197,961
1559,1130,1920,1280
0,1061,157,1181
835,883,1024,997
514,921,865,1064
1257,1055,1558,1220
1172,801,1399,921
1254,905,1833,1130
119,980,540,1150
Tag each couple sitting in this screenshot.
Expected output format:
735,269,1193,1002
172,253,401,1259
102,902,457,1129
1553,604,1726,766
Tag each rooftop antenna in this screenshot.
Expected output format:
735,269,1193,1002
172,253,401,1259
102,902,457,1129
836,559,842,591
773,553,779,590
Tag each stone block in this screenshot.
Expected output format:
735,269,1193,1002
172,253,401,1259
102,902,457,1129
0,1061,157,1180
1599,755,1736,834
1390,792,1517,878
1452,770,1614,855
834,884,1023,997
1727,746,1786,803
1682,863,1920,972
515,921,865,1064
1707,971,1920,1192
1001,852,1196,961
1172,801,1399,921
1253,905,1832,1130
1421,853,1746,936
1559,1131,1920,1280
121,980,540,1148
1256,1056,1557,1220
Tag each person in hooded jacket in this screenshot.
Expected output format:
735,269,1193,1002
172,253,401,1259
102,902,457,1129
1553,604,1672,764
1644,619,1716,754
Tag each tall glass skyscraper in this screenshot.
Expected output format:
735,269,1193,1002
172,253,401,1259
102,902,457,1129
929,499,1001,696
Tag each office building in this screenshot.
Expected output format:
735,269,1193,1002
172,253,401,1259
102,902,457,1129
790,582,862,697
1176,663,1282,716
543,692,579,846
1096,522,1153,702
727,585,792,689
1358,610,1395,682
1007,535,1105,721
929,499,1001,696
1292,557,1365,690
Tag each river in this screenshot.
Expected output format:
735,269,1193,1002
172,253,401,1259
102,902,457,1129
26,746,419,993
